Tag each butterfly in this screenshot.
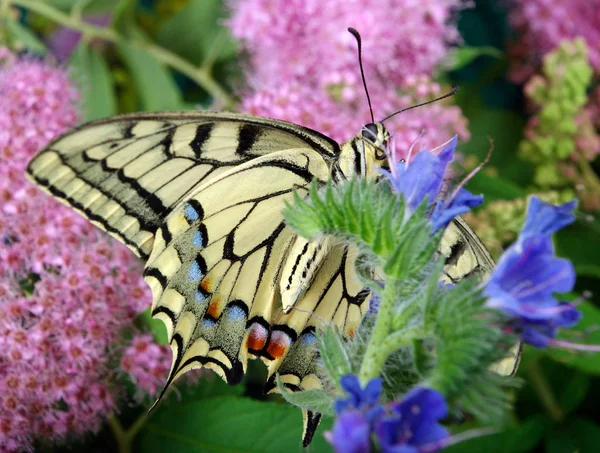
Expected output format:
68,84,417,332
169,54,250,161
25,29,520,446
25,110,520,443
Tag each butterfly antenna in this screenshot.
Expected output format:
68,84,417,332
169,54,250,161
380,84,460,123
348,27,375,123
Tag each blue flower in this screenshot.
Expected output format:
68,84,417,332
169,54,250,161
325,411,372,453
521,196,577,237
375,387,449,453
327,375,384,452
381,136,482,232
516,302,582,347
334,375,383,421
380,137,455,212
485,197,579,347
431,188,483,232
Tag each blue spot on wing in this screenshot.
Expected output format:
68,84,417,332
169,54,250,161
193,231,204,248
195,291,207,303
185,204,200,222
227,305,246,321
188,260,203,281
300,333,317,347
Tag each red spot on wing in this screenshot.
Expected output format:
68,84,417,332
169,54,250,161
246,323,268,351
266,330,292,359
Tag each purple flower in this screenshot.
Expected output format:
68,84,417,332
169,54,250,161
375,387,449,453
431,188,483,232
520,196,577,237
327,376,385,452
485,197,579,347
325,411,372,453
381,137,454,212
380,136,482,231
335,375,383,421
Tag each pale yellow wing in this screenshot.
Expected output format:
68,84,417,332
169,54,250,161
26,112,340,259
441,217,521,376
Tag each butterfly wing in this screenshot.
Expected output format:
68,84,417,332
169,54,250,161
26,111,340,259
441,217,521,376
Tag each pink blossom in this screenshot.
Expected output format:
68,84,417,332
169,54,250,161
229,0,470,150
0,53,155,452
120,334,172,400
505,0,600,82
229,0,465,89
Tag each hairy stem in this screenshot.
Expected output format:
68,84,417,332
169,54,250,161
9,0,235,108
359,279,400,382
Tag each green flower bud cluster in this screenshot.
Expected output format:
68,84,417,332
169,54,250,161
519,39,594,188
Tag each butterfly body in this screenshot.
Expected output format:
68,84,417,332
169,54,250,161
26,111,518,445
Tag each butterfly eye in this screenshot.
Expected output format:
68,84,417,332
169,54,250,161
362,123,378,141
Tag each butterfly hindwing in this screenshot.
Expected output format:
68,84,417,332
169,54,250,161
143,148,339,390
26,112,340,259
441,217,521,376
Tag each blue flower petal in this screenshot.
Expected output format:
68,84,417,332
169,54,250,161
327,411,372,453
382,137,457,213
431,189,483,232
521,196,577,238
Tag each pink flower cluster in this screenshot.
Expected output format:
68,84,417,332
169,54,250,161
120,334,172,401
228,0,470,149
0,53,166,452
505,0,600,82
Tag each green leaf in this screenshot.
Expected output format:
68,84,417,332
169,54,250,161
155,0,237,68
558,372,590,415
49,0,122,13
317,325,352,389
444,415,551,453
444,46,503,72
6,17,47,54
547,301,600,374
545,418,600,453
136,309,168,345
276,375,335,416
69,44,116,121
137,396,333,453
118,41,183,111
164,374,244,404
456,106,531,186
556,217,600,278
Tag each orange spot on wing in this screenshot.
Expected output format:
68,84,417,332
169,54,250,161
200,279,212,292
347,327,356,338
207,299,220,319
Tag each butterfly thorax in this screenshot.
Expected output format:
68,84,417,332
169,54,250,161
334,122,390,180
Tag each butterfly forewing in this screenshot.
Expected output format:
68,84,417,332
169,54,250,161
26,112,340,259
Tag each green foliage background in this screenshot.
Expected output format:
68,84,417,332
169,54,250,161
3,0,600,452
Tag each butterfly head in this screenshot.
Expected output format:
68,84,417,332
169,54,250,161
360,122,391,175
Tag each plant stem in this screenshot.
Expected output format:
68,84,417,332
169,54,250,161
359,279,399,383
107,415,131,453
9,0,236,108
107,413,149,453
527,358,564,422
